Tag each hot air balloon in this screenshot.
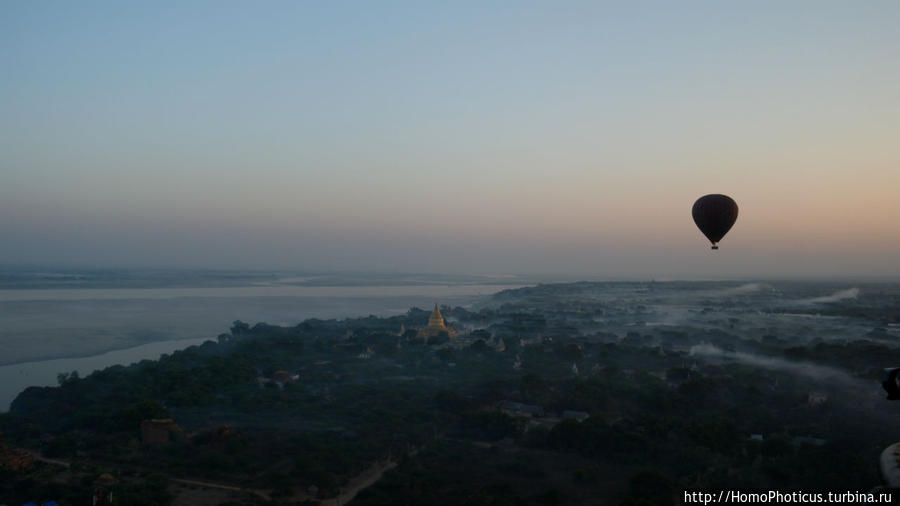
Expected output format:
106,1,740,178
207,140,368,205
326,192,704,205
692,194,738,250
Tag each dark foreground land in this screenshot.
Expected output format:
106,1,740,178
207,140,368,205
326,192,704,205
2,281,900,505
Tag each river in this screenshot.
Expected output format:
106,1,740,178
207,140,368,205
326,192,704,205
0,282,524,411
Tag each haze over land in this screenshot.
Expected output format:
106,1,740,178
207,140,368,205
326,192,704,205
0,269,536,414
3,2,899,278
4,279,900,503
0,269,530,366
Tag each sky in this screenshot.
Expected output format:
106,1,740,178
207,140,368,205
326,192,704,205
2,1,898,279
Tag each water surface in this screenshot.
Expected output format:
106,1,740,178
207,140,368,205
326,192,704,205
0,282,523,411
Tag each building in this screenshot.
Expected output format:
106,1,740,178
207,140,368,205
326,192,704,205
419,304,458,340
93,474,118,506
0,431,33,471
499,401,544,418
141,419,183,445
808,392,828,406
272,370,293,384
792,436,826,447
561,410,590,422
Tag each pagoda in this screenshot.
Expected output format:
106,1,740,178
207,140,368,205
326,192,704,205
419,303,457,339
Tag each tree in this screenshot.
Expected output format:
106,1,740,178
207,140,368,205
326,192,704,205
231,320,251,336
521,373,546,398
469,339,491,353
56,370,80,386
622,470,675,506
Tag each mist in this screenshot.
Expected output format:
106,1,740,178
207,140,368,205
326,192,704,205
689,344,870,394
803,288,861,304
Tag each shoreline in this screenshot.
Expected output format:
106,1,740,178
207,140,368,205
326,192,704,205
0,286,525,367
0,337,214,412
0,335,212,368
0,285,525,412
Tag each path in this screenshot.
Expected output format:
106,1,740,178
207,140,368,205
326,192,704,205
171,478,271,501
319,459,398,505
16,445,405,505
22,448,70,468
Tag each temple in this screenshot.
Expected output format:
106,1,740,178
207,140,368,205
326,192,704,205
419,303,457,339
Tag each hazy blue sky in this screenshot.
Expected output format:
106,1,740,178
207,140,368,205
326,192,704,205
2,1,898,278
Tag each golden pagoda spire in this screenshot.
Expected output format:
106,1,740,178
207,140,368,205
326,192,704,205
419,302,456,339
427,303,447,330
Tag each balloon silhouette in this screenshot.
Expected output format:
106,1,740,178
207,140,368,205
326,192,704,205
692,194,738,250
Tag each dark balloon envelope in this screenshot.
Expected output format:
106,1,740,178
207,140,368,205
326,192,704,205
692,194,738,250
